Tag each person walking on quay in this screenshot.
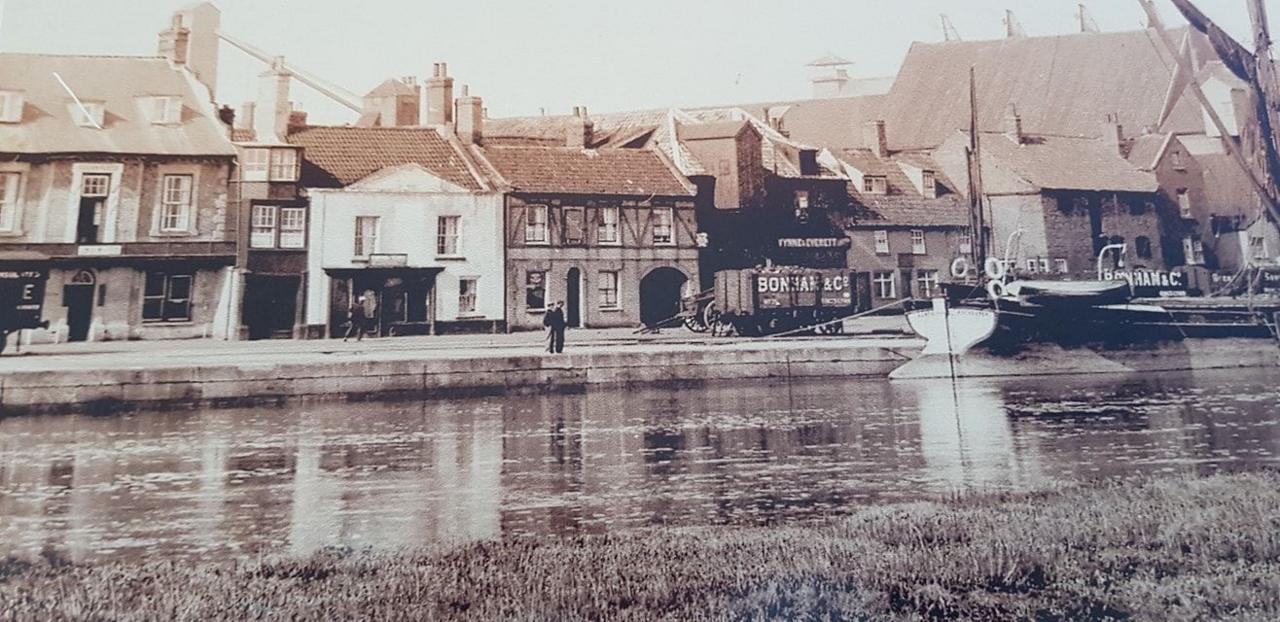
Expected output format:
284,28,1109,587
343,295,368,342
543,300,567,354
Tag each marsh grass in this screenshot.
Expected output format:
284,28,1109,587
3,473,1279,621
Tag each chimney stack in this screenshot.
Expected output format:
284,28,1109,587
863,120,889,158
166,3,220,101
424,62,454,126
157,14,190,67
254,57,293,143
1102,114,1124,156
236,101,255,130
456,91,484,146
1005,104,1023,144
567,106,594,149
287,109,308,135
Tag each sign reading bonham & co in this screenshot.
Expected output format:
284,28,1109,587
1099,269,1188,297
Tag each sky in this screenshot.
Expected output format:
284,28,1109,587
0,0,1274,125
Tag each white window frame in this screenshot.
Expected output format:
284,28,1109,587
1025,258,1040,274
159,174,193,232
1055,259,1070,274
142,96,181,125
873,271,896,299
66,163,123,244
1250,236,1268,260
873,230,890,254
70,101,105,128
269,148,299,182
524,205,548,244
598,206,620,245
863,176,888,195
458,277,479,316
910,229,926,255
1177,188,1192,219
794,190,811,210
279,207,306,249
916,270,939,298
437,215,462,257
250,205,277,249
242,148,270,182
354,216,380,258
598,270,621,310
958,232,972,255
921,171,937,198
0,91,23,123
0,171,22,232
1183,236,1204,266
652,207,675,246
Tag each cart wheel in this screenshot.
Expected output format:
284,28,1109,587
683,313,708,333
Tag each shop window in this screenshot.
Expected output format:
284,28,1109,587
525,271,547,312
142,271,192,322
525,205,548,244
458,277,478,315
598,206,620,245
598,271,620,310
910,229,926,255
873,271,896,299
437,215,461,256
652,207,674,245
160,174,192,232
874,230,890,254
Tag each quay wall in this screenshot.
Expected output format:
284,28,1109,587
0,342,920,415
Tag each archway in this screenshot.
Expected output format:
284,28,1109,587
639,267,688,327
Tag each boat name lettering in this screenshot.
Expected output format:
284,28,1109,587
1100,270,1185,289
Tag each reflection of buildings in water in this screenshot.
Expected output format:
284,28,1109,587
908,380,1041,492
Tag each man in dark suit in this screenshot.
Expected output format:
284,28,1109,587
543,301,567,353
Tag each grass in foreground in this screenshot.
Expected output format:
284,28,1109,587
3,473,1280,621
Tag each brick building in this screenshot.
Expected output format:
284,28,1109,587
0,13,238,345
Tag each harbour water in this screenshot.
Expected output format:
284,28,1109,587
2,368,1278,563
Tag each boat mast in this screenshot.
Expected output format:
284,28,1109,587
966,66,990,269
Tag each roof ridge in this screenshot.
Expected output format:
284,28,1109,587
0,51,167,60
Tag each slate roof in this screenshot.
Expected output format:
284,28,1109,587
0,53,235,156
880,29,1209,151
977,131,1158,194
286,126,484,190
836,150,970,227
678,120,749,141
481,146,693,197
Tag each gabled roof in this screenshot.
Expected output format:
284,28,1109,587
481,146,694,197
365,79,417,98
1178,135,1258,214
834,150,970,227
973,131,1158,194
0,53,235,156
286,126,486,190
881,29,1208,151
1125,133,1173,171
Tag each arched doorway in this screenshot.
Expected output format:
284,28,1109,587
565,268,582,328
65,269,95,342
639,267,687,327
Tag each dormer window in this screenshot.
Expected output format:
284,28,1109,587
69,101,105,128
143,96,182,125
863,176,888,195
0,91,23,123
921,171,937,199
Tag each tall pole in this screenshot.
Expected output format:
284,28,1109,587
967,66,988,266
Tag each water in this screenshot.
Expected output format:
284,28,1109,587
2,368,1278,563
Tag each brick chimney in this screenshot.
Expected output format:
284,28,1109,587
287,110,308,135
157,14,190,67
567,106,594,149
863,120,889,158
1005,104,1023,144
254,57,292,143
424,62,454,126
456,86,483,146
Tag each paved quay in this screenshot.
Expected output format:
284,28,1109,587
0,318,921,415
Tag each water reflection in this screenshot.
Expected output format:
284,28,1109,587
2,368,1278,563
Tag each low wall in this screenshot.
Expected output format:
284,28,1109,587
0,342,920,416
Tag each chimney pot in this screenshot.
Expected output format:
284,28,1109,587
423,61,454,126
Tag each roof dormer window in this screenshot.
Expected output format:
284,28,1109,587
863,176,888,195
0,91,24,123
142,96,182,125
69,101,105,128
921,171,937,199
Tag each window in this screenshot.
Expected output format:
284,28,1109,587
1250,236,1268,260
863,176,888,195
70,101,105,128
1025,259,1040,274
0,172,20,231
250,205,276,248
1040,257,1051,273
525,271,547,311
1177,188,1193,218
142,271,192,322
354,216,379,257
958,232,972,255
916,270,939,298
269,148,299,181
525,205,548,243
1183,236,1205,265
0,91,23,123
1172,150,1185,170
794,190,810,210
873,271,896,299
1135,236,1153,259
1055,259,1070,274
242,148,269,181
458,278,478,315
279,207,306,248
81,174,110,197
563,208,585,245
598,206,620,244
144,96,181,124
652,207,674,245
874,230,890,254
160,174,192,232
910,229,926,255
921,171,937,198
598,271,620,310
437,215,461,256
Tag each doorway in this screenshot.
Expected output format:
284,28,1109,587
565,268,582,328
77,174,110,244
64,269,95,342
243,276,299,340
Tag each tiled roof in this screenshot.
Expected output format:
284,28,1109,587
481,146,694,197
978,131,1158,194
287,126,484,190
0,53,235,156
728,95,887,151
230,128,257,143
1181,136,1259,214
837,150,970,228
880,29,1210,151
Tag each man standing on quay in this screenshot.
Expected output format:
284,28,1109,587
543,301,567,354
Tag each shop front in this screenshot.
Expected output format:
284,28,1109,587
324,263,444,338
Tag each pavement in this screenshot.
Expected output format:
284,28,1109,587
0,316,915,373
